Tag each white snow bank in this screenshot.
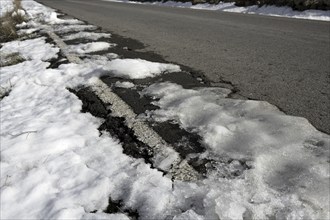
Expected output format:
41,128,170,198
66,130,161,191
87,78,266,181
104,58,181,79
63,32,112,41
0,37,59,61
68,42,116,54
142,82,330,219
103,0,330,21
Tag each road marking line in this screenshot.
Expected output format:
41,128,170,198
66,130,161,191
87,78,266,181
46,28,199,181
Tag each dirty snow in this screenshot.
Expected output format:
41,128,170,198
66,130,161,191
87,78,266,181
83,53,119,62
103,0,330,21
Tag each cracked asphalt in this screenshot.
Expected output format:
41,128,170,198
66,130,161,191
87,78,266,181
37,0,330,133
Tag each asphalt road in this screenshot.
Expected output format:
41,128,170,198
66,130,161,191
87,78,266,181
37,0,330,133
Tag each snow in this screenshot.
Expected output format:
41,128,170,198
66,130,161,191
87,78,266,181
103,0,330,21
0,48,178,220
1,0,329,219
63,31,112,41
173,210,204,220
17,27,39,35
0,60,171,219
142,82,330,219
45,11,84,24
0,6,186,218
53,24,99,34
11,9,25,17
103,58,181,79
68,42,116,54
114,81,136,88
21,0,55,20
0,0,14,17
0,37,59,61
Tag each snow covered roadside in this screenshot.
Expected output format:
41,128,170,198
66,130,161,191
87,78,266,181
141,83,330,218
0,1,181,219
1,0,330,219
103,0,330,21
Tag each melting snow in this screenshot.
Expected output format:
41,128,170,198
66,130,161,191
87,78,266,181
0,37,59,61
63,31,112,41
53,24,99,34
45,11,84,24
103,58,181,79
68,42,116,54
114,81,136,88
141,82,330,219
1,0,329,219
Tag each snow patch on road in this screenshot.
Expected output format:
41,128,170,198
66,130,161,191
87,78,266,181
54,24,99,34
63,31,112,41
114,81,136,88
68,42,116,54
103,58,181,79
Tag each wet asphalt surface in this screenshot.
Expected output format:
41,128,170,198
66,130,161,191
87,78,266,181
37,0,330,134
